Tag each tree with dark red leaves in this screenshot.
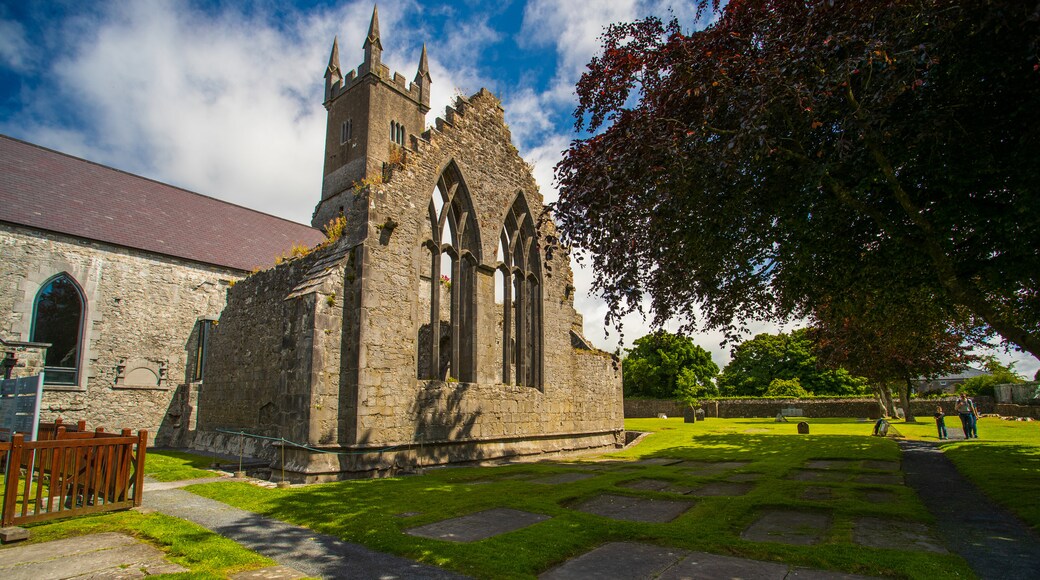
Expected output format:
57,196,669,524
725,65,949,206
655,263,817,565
553,0,1040,360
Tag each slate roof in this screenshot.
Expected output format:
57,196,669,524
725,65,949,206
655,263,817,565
0,134,326,272
917,367,989,382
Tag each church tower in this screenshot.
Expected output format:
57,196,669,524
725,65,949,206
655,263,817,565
313,5,432,229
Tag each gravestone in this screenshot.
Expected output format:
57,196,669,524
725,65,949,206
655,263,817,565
741,511,830,545
405,508,550,543
797,421,810,434
572,494,693,523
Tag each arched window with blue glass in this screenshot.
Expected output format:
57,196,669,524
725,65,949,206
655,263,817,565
30,273,85,385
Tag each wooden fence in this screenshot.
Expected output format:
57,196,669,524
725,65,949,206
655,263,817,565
0,428,147,527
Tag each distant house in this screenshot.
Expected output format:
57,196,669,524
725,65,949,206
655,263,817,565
915,367,989,394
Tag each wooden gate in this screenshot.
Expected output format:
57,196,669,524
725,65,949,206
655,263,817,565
0,428,147,526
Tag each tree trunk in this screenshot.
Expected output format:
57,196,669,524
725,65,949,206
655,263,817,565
872,384,888,418
876,383,896,417
899,379,916,422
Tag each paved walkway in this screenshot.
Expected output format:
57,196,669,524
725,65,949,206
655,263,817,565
144,482,467,579
0,532,186,579
899,439,1040,579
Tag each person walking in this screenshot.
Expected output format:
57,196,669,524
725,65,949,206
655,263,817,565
967,395,980,438
934,405,948,440
955,393,978,439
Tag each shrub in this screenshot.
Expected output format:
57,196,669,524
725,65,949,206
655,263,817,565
764,378,810,398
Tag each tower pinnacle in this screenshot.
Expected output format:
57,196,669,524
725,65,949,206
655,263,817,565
416,43,430,81
324,37,342,105
364,5,382,51
362,5,382,72
415,43,431,113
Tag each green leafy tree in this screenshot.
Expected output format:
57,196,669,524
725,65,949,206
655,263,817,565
717,329,866,397
622,331,719,399
552,0,1040,359
809,282,976,421
764,378,810,399
958,356,1025,398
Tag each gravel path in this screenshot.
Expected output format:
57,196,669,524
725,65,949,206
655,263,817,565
899,439,1040,579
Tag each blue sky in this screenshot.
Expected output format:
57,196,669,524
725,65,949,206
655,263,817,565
1,0,1036,377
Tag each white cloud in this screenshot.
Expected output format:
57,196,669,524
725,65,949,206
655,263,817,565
7,0,485,226
0,17,32,71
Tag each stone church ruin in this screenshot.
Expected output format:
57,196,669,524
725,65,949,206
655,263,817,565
191,8,623,480
0,7,621,481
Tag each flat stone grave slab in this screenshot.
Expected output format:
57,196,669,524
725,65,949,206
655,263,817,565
805,459,862,470
619,478,671,491
658,550,789,579
742,510,831,545
539,541,687,579
689,481,754,497
852,517,948,553
678,460,751,475
540,542,881,580
800,486,836,501
631,457,685,466
725,472,764,482
786,570,882,580
853,473,904,486
530,472,598,484
862,460,900,471
861,489,898,503
788,469,850,482
945,426,967,440
0,532,186,580
572,493,693,523
405,507,550,543
618,478,693,494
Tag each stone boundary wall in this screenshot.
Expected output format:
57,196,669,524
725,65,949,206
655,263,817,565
625,397,997,419
995,403,1040,419
994,382,1039,404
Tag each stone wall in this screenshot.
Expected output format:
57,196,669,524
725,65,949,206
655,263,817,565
994,382,1038,404
0,223,240,444
194,241,353,462
625,397,996,419
193,89,624,480
338,90,622,476
995,403,1040,419
1,338,47,379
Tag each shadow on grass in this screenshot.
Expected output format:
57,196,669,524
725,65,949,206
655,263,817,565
631,433,897,465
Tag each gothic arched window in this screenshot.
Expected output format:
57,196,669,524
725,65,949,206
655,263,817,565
418,163,481,382
498,193,542,388
30,273,85,386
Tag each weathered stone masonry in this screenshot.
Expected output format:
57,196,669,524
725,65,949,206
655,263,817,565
0,223,239,445
194,14,623,479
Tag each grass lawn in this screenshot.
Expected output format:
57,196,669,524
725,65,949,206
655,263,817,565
145,449,222,482
183,417,983,579
0,509,274,579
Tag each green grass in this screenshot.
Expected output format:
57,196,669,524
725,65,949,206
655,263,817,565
145,450,221,482
2,509,274,579
183,417,987,579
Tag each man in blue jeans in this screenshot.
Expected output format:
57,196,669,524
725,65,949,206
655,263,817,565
955,393,979,438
